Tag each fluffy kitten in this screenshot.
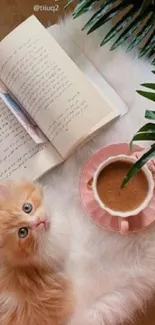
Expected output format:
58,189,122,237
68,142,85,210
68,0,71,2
0,180,72,325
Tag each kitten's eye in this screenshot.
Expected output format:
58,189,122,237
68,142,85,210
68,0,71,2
23,202,33,214
18,227,29,238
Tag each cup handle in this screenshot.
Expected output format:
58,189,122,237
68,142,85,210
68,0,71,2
87,177,93,190
119,218,129,234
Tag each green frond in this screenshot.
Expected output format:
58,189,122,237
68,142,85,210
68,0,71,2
111,7,153,51
64,0,75,9
145,110,155,120
87,1,132,35
101,6,135,46
141,83,155,90
82,0,115,31
127,13,154,51
139,29,155,57
73,0,97,19
121,146,155,187
137,90,155,102
65,0,155,59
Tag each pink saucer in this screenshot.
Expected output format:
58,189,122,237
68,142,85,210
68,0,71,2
80,143,155,233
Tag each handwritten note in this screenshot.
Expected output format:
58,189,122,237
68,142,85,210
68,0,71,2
0,100,42,179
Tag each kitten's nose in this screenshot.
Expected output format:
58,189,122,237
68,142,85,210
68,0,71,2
35,220,46,229
36,220,45,226
35,219,49,230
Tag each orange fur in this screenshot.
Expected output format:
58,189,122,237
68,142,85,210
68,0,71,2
0,180,72,325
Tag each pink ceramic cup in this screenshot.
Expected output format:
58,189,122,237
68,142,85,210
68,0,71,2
92,155,154,234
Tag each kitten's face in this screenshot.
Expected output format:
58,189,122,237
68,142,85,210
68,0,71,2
0,180,49,266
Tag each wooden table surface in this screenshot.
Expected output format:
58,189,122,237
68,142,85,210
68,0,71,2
0,0,155,324
0,0,75,40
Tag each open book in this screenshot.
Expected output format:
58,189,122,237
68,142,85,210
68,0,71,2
0,16,127,181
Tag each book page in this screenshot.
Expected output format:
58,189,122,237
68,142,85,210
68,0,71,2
0,16,119,157
50,24,128,117
0,99,62,180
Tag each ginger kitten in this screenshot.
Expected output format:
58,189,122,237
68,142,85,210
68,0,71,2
0,180,72,325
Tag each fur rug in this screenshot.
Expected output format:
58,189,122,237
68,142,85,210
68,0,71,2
40,13,155,325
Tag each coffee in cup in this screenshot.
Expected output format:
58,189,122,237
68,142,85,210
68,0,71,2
92,155,154,219
97,160,148,212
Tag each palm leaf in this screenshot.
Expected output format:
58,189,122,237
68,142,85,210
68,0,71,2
131,122,155,142
82,0,115,31
121,145,155,188
136,122,155,132
65,0,75,8
137,90,155,102
73,0,97,18
141,83,155,90
111,7,152,51
101,6,135,46
132,132,155,141
147,48,155,59
65,0,155,59
145,110,155,120
139,29,155,57
127,12,154,51
87,1,132,35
